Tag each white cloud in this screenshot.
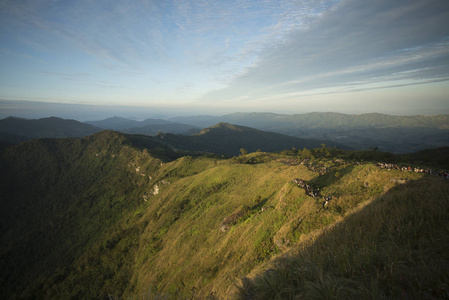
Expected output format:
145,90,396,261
0,0,338,77
199,0,449,105
2,0,447,113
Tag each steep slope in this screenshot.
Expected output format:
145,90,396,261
0,131,162,298
1,133,447,299
236,176,449,299
0,116,101,143
155,122,350,155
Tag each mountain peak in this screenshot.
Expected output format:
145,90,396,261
3,116,28,120
212,122,242,130
196,122,245,136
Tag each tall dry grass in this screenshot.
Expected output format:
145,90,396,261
236,177,449,299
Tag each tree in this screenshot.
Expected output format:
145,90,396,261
240,148,248,156
301,148,311,159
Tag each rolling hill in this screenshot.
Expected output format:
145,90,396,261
0,131,448,299
85,116,142,130
169,112,449,130
153,122,350,156
169,112,449,153
0,116,101,144
86,116,201,136
4,112,448,153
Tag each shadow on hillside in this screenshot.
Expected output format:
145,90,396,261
235,176,449,299
251,192,276,211
126,133,206,162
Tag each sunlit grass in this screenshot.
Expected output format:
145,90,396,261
235,177,449,299
3,134,446,299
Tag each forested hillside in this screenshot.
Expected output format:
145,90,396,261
0,131,448,299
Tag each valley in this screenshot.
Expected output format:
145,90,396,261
2,112,448,154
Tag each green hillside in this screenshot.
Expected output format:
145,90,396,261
0,131,448,299
236,176,449,299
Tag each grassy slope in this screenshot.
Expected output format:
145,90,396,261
235,176,449,299
1,133,447,299
127,156,434,299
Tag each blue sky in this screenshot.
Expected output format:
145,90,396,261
1,0,449,117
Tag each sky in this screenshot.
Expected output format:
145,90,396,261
1,0,449,118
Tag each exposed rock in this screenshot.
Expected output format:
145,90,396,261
220,224,231,232
220,209,248,232
390,179,408,184
151,184,160,195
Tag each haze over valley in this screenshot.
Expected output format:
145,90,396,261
1,112,448,154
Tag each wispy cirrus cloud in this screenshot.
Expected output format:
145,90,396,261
0,0,339,78
199,0,449,106
2,0,447,114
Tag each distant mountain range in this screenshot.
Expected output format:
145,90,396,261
152,122,349,156
0,116,348,155
0,116,101,144
0,116,201,145
88,112,449,153
1,112,448,153
169,112,449,129
168,112,449,153
85,116,201,135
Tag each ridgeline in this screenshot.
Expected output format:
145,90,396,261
0,131,448,299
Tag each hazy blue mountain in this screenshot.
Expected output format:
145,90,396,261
0,116,101,143
122,124,201,136
154,122,350,156
86,116,201,135
167,115,223,128
85,116,141,130
140,118,177,126
3,113,447,152
169,112,449,153
170,112,449,130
